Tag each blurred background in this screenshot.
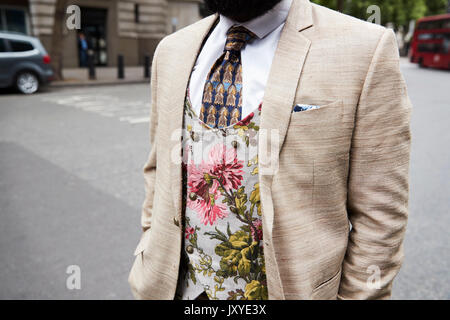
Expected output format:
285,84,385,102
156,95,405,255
0,0,449,299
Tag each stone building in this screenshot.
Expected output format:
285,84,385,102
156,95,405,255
0,0,203,67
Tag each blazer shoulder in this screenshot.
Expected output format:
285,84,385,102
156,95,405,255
310,3,387,51
155,14,217,54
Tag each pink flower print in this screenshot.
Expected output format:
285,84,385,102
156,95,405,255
207,144,244,192
251,219,263,242
187,159,216,202
185,143,243,226
186,158,226,225
187,195,228,226
185,227,195,239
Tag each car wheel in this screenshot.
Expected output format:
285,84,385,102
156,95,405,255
16,71,39,94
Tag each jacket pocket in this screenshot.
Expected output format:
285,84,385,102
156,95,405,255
133,229,152,256
290,100,343,125
311,268,342,300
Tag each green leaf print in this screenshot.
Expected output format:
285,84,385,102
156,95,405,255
212,230,261,279
244,280,268,300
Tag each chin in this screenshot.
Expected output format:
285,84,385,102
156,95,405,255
204,0,283,22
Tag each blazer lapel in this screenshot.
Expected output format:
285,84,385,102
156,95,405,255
168,15,219,225
258,0,313,299
260,0,313,172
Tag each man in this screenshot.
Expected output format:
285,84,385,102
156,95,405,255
77,33,89,67
129,0,411,300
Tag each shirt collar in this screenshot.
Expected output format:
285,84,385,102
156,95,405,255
219,0,293,39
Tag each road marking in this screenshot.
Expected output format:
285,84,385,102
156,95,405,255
42,93,150,125
125,117,150,124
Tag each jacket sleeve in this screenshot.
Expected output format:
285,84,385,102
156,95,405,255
338,29,412,300
140,44,161,232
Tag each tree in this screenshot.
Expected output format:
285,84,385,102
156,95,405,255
424,0,449,15
50,0,68,81
312,0,448,31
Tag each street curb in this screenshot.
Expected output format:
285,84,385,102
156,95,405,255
49,79,150,89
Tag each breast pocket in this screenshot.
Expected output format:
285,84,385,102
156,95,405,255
287,100,346,144
290,100,344,125
284,100,349,170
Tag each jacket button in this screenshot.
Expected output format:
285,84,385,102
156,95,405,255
186,245,194,254
173,217,179,227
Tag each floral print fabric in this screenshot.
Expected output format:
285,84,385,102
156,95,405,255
176,94,267,300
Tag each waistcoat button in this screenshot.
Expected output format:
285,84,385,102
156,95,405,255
189,192,197,201
231,140,239,148
186,245,194,254
191,131,199,142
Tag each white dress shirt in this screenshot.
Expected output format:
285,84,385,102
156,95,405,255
188,0,293,118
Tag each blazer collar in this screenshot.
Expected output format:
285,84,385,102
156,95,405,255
258,0,313,299
293,0,314,32
259,0,313,176
168,14,219,226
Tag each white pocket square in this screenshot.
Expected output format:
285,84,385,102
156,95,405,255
293,104,320,112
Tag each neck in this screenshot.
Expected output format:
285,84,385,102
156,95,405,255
227,14,254,23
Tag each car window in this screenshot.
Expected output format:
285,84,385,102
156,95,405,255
0,38,7,52
9,40,34,52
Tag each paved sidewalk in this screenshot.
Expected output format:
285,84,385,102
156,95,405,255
52,59,412,88
50,66,150,88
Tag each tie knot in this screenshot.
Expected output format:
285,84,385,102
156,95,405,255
224,26,256,53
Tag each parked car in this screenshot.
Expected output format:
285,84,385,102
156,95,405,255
0,32,54,94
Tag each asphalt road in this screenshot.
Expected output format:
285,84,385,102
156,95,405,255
0,60,449,299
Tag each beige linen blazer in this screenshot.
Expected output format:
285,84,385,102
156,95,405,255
128,0,412,300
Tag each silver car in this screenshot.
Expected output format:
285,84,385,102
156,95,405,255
0,32,54,94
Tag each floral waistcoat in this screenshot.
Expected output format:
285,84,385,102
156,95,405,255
175,92,267,300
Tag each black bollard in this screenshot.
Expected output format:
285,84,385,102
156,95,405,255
144,54,150,79
118,54,124,79
88,51,96,80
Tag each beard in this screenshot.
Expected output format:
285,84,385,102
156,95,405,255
204,0,283,22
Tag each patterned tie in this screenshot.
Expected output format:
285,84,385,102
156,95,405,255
201,26,256,128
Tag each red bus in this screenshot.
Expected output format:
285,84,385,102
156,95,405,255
409,13,450,70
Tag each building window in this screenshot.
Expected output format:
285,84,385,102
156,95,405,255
134,3,140,23
0,7,29,34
